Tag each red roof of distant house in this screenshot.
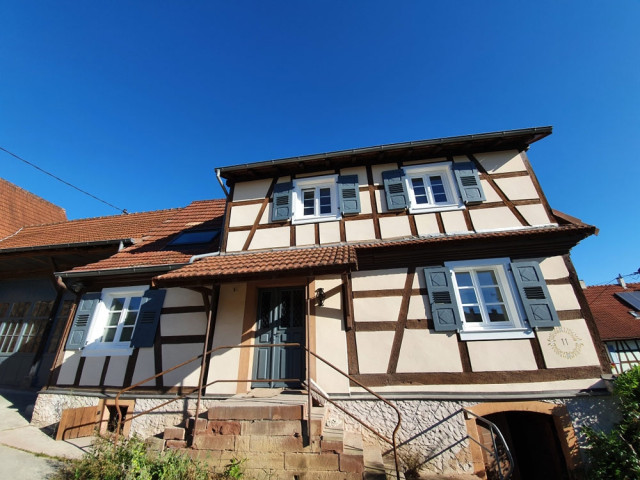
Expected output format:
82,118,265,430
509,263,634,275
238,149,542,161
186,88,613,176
584,282,640,341
64,199,226,274
154,245,356,285
0,208,178,252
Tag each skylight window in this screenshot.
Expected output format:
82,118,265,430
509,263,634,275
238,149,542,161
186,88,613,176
169,230,219,246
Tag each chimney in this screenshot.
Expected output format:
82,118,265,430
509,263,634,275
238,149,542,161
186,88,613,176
617,274,627,289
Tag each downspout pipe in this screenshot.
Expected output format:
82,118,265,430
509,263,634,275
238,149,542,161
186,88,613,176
215,168,229,199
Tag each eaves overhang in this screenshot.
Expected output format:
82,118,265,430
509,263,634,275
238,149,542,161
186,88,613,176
56,263,187,279
0,238,133,255
219,126,552,183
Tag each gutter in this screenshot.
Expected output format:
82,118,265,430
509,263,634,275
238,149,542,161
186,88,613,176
218,126,553,176
0,238,134,255
215,168,229,199
56,263,187,278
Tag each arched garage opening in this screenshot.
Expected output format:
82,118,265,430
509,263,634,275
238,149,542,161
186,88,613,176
465,401,581,479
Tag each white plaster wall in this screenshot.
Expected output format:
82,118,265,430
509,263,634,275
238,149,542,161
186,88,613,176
539,256,570,279
370,163,397,186
314,275,349,392
548,284,581,311
537,319,601,368
295,223,315,246
479,179,502,202
441,210,469,234
407,294,429,319
163,288,203,308
207,283,247,394
232,179,272,202
467,339,537,371
57,351,81,385
397,330,463,373
358,190,372,215
345,219,376,242
319,221,341,244
517,204,552,226
379,216,412,239
79,356,104,386
374,189,385,214
354,296,403,322
161,312,207,336
414,213,440,236
356,331,394,374
225,230,250,252
475,151,526,173
469,207,522,231
162,343,203,387
352,268,408,290
131,348,155,387
249,226,290,250
494,176,539,201
104,355,129,386
229,203,262,228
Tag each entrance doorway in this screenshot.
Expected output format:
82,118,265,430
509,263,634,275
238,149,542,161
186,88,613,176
483,411,569,480
252,287,305,388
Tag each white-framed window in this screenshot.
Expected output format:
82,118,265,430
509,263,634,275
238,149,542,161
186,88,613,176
292,175,340,224
448,259,531,340
83,286,147,356
404,162,463,213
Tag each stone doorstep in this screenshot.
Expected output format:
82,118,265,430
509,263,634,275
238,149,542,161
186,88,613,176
362,443,387,480
284,452,340,471
321,426,345,453
339,453,365,473
163,426,186,440
207,403,305,421
165,439,188,449
240,419,303,436
242,469,363,480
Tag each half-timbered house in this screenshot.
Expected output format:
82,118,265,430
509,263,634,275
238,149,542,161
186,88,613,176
33,127,614,478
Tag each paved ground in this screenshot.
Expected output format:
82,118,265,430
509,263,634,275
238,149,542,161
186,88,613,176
0,388,91,479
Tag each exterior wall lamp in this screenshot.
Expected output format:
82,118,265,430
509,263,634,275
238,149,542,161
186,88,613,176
315,288,325,307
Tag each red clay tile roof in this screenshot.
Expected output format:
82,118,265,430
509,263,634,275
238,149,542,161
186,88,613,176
0,208,178,252
65,199,226,273
154,245,356,285
584,283,640,341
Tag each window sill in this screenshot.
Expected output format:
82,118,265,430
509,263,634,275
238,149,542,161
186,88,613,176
408,203,464,215
81,346,134,357
459,329,534,341
291,215,340,225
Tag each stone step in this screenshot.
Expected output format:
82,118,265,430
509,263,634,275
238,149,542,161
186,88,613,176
363,442,388,480
207,402,305,421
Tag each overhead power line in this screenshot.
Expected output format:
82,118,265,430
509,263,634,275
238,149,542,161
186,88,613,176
0,146,128,214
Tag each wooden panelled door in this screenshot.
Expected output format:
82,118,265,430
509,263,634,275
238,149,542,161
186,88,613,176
252,287,305,388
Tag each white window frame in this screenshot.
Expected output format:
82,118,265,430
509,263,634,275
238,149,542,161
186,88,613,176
291,174,340,224
404,162,463,214
82,285,147,357
446,258,534,341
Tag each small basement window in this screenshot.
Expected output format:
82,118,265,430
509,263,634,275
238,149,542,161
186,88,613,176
169,229,220,246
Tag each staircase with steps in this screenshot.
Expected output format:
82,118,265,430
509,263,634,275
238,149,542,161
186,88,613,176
159,394,387,479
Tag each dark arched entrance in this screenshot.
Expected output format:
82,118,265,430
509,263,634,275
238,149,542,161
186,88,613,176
484,411,569,480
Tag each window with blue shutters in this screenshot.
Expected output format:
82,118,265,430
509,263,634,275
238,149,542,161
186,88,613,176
69,286,165,356
424,258,555,340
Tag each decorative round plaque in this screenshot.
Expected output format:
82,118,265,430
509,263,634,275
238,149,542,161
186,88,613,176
547,326,584,359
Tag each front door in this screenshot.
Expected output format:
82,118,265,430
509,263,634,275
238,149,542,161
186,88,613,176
252,287,305,388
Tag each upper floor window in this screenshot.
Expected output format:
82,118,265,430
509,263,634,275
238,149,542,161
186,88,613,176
382,161,485,213
404,163,462,213
271,174,360,223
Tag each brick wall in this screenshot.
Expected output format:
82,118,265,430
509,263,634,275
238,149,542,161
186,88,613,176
0,178,67,237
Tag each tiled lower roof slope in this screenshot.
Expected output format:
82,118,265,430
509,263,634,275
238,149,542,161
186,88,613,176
584,282,640,341
65,199,226,273
0,208,179,252
154,245,356,284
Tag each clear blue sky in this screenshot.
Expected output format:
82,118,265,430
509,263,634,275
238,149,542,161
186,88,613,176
1,1,638,286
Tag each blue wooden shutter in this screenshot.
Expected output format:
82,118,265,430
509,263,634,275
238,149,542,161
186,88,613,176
131,289,166,348
65,292,100,350
382,169,408,210
338,175,361,215
453,162,485,204
271,182,293,221
510,261,560,328
424,267,462,332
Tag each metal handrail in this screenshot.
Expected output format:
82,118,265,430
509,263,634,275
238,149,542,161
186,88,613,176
114,342,402,479
463,409,514,480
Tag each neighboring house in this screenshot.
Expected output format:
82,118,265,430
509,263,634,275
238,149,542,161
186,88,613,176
32,127,614,478
0,205,178,387
0,177,67,238
584,281,640,374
